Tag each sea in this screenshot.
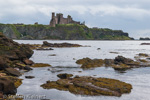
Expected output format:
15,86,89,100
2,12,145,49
14,40,150,100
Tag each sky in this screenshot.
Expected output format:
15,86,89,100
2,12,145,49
0,0,150,39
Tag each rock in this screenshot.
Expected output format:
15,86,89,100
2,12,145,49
41,76,132,97
76,57,104,68
141,43,150,45
57,73,73,79
0,92,3,99
138,53,149,57
36,48,54,50
24,66,33,71
104,59,114,66
42,41,82,47
114,56,134,64
109,52,119,54
25,76,35,79
0,56,8,70
5,68,21,76
48,54,56,56
23,59,34,65
97,48,101,50
0,78,17,95
31,63,51,67
76,56,143,70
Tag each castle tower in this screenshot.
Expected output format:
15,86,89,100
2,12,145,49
50,12,56,27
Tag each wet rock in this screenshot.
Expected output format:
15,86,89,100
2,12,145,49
36,47,54,50
0,56,8,70
97,48,101,50
48,54,56,56
138,53,149,57
42,41,82,47
15,63,32,71
76,56,143,70
24,66,33,71
109,52,119,54
114,56,134,64
41,76,132,97
23,59,34,65
0,78,17,95
25,76,35,79
104,59,114,66
76,58,104,69
31,63,51,67
141,43,150,45
57,73,73,79
5,68,21,76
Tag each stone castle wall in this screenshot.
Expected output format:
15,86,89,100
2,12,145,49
50,12,80,27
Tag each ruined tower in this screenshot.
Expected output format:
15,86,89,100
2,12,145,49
49,12,56,27
49,12,81,27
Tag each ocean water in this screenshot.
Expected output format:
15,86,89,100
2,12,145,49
14,40,150,100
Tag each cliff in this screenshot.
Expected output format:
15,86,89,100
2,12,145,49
0,23,132,40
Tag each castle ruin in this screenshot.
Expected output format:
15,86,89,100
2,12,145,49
50,12,81,27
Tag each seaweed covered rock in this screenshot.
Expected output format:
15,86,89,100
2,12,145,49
31,63,51,67
42,41,82,47
57,73,73,79
76,55,148,70
41,76,132,97
76,58,104,68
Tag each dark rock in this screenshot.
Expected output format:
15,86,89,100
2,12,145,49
5,68,21,76
24,66,33,71
23,59,34,65
36,47,54,50
0,78,17,95
0,56,8,70
114,56,134,64
25,76,35,79
141,43,150,45
57,73,73,79
42,41,82,47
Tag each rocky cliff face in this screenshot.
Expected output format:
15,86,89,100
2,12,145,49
0,23,132,40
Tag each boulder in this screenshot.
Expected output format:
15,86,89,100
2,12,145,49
25,76,35,79
0,78,17,94
57,73,73,79
5,68,21,76
23,59,34,65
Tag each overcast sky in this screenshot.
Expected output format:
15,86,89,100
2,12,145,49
0,0,150,38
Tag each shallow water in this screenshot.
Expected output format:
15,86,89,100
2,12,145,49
14,40,150,100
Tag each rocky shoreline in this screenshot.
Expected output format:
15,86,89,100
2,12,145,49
0,32,34,98
1,32,150,99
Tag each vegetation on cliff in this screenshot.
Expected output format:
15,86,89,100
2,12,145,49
0,23,132,40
